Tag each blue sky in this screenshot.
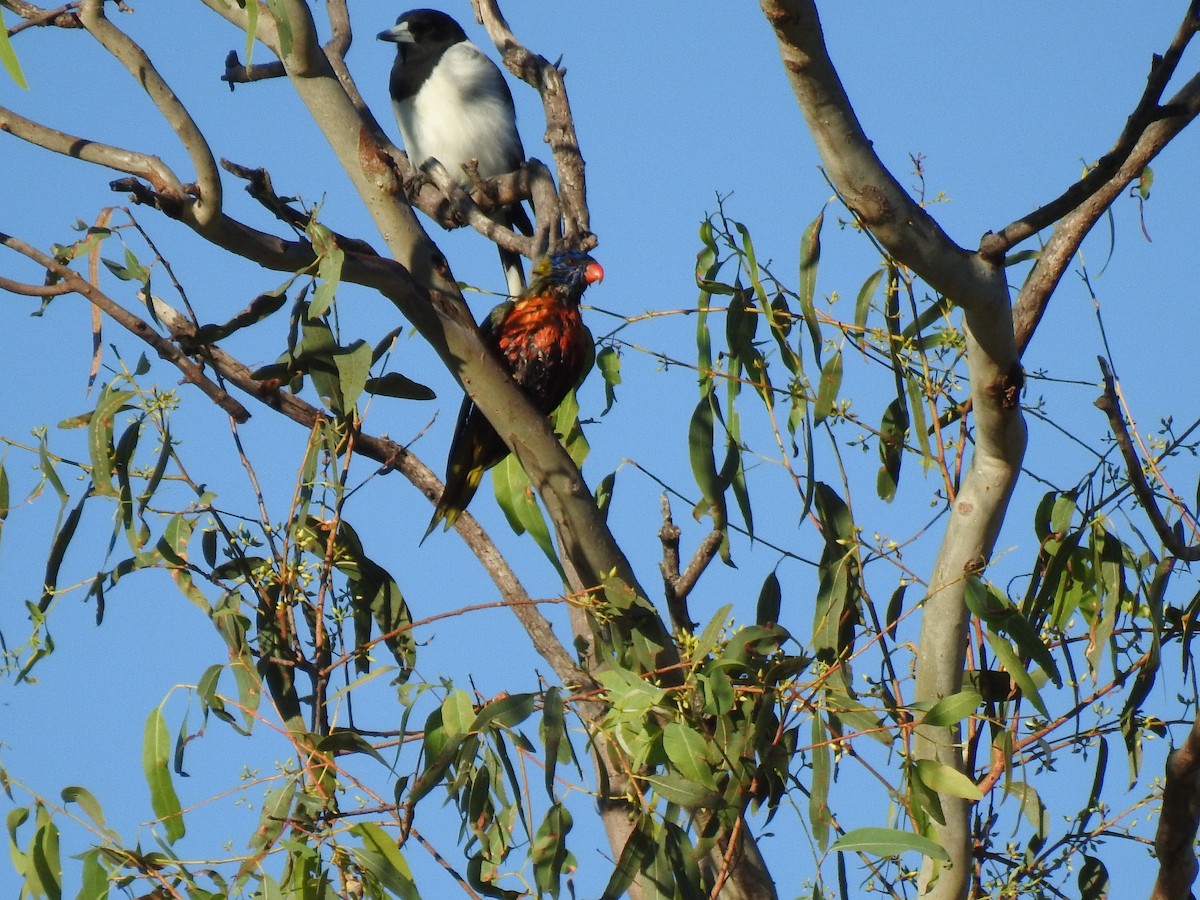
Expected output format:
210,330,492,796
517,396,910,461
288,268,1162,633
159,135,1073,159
3,3,1200,897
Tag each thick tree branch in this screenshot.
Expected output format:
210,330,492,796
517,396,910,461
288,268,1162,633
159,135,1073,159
79,0,222,225
1151,711,1200,900
0,103,188,201
759,0,996,309
3,1,80,33
761,4,1026,897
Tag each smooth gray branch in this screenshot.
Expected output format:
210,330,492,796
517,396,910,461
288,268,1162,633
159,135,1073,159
79,0,222,225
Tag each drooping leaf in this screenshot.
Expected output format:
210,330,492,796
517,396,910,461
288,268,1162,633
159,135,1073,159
0,9,29,89
1079,854,1110,900
853,267,885,349
331,339,373,413
798,210,825,363
756,570,782,625
596,345,622,414
914,758,983,801
830,827,950,862
351,822,420,900
364,372,436,400
813,349,843,425
142,708,185,844
809,715,832,851
532,802,574,900
877,396,909,502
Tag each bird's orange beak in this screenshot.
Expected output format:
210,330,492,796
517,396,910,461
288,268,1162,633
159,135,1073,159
585,261,605,285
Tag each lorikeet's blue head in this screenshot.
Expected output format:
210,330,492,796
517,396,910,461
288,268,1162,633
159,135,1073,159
528,250,604,296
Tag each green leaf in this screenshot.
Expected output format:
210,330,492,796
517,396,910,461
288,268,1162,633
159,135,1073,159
40,490,89,613
798,210,825,363
77,847,109,900
919,690,981,728
469,693,536,732
756,570,782,625
142,708,185,844
306,222,343,319
364,372,436,400
0,10,29,89
644,772,724,809
600,816,657,900
532,802,573,900
30,807,61,900
243,0,259,65
984,631,1049,719
813,349,843,425
60,786,109,835
0,460,9,541
540,687,566,797
492,455,565,580
831,826,950,861
1003,780,1048,837
914,758,983,801
332,340,373,413
265,0,294,60
239,776,296,881
853,267,884,348
1079,854,1110,900
596,346,622,414
351,822,419,900
191,290,288,345
663,722,716,790
876,396,909,502
87,389,135,497
809,715,832,851
688,395,726,530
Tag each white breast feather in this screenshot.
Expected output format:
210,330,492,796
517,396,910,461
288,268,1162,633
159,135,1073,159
392,42,522,185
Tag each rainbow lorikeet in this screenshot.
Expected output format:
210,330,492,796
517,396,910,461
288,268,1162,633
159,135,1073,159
422,249,605,541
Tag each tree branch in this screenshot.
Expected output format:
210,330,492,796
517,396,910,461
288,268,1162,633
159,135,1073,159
1012,69,1200,355
982,1,1200,262
473,0,592,245
79,0,222,225
1151,710,1200,900
758,0,995,309
3,1,81,33
1095,357,1200,562
760,4,1026,897
0,232,250,422
0,103,188,202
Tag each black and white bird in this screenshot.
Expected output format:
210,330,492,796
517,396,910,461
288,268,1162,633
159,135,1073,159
378,9,532,296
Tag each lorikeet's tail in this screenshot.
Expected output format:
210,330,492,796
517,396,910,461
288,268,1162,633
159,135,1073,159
420,396,506,544
420,463,486,544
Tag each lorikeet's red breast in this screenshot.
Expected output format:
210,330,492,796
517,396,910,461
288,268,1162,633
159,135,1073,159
422,250,604,541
